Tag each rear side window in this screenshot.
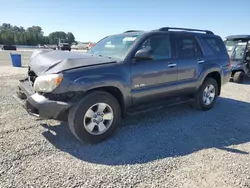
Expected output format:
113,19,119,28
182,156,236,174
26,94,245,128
176,35,203,58
204,37,227,55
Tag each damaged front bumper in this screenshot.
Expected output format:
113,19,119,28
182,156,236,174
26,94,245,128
13,78,71,121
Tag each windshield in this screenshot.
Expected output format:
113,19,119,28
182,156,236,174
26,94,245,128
86,34,141,60
225,40,248,60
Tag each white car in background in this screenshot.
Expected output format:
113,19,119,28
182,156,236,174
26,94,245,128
71,42,95,50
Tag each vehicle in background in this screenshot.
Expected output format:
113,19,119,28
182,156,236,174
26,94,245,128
71,43,80,50
86,42,95,50
14,27,231,144
73,42,89,50
1,44,17,50
56,39,71,51
225,35,250,83
71,42,95,50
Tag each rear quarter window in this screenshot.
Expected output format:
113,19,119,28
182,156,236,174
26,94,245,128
203,37,227,55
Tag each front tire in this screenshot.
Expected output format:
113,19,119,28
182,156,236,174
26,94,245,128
193,77,219,111
233,71,244,83
68,91,121,144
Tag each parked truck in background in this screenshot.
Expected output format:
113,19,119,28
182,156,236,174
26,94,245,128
56,39,71,51
224,35,250,83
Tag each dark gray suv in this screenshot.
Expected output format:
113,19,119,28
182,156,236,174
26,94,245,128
14,27,231,143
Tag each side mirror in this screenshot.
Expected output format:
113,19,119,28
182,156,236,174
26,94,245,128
134,48,153,61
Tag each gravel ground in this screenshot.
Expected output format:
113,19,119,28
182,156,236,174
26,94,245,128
1,59,250,187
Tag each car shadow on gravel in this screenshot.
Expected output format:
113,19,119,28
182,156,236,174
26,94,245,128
41,97,250,165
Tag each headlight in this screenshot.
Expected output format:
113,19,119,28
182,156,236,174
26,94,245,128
33,74,63,93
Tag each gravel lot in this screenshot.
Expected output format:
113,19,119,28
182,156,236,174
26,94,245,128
1,51,250,188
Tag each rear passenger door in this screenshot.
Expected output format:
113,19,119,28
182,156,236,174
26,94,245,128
174,34,204,82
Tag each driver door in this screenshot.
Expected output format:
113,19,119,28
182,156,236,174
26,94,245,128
130,34,178,105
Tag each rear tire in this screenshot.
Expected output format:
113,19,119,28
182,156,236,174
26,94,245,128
193,77,219,111
68,91,121,144
233,71,244,83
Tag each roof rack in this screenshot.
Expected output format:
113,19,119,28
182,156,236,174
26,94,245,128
124,30,143,33
158,27,214,35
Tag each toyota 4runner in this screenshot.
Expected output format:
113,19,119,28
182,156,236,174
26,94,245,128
14,27,231,144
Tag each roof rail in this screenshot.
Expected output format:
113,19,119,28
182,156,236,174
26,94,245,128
124,30,143,33
158,27,214,35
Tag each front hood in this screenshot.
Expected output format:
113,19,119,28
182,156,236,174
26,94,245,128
29,49,116,76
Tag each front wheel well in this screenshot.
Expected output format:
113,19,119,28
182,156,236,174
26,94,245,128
204,72,221,95
86,86,125,117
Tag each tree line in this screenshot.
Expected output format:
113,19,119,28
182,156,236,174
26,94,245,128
0,23,76,46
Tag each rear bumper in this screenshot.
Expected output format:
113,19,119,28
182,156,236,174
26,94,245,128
14,79,71,121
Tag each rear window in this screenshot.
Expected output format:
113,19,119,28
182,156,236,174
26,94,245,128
204,37,227,55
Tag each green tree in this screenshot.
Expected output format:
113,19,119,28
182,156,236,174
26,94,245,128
0,23,76,45
67,32,75,45
48,31,67,44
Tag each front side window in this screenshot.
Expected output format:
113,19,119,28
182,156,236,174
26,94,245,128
87,34,142,60
176,35,203,58
225,40,248,60
139,34,172,60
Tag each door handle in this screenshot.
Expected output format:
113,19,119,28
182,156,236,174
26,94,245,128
198,60,205,64
168,63,177,68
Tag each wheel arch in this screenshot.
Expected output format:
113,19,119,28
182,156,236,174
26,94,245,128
85,86,126,118
231,69,245,76
200,71,222,96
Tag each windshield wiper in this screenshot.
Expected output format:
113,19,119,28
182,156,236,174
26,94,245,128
91,53,118,60
98,54,112,59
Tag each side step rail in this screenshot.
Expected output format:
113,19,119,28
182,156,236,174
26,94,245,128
127,97,193,116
